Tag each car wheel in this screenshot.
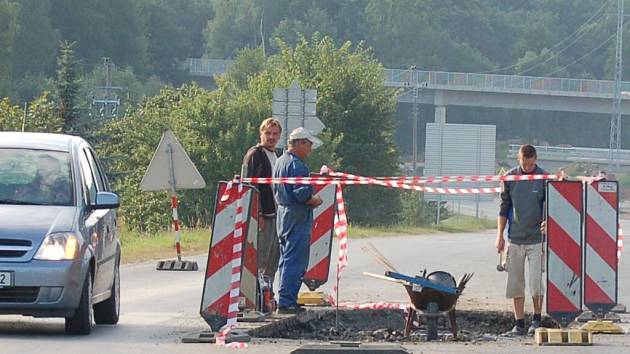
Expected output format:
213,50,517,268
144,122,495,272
65,271,94,335
94,262,120,324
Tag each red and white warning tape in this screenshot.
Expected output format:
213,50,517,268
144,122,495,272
239,170,559,195
332,302,408,311
216,180,248,349
329,185,349,306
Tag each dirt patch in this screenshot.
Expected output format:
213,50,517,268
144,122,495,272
253,309,556,342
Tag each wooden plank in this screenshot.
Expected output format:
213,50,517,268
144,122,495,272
535,328,592,346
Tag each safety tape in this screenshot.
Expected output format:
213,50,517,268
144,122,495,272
239,170,559,195
329,185,349,306
215,180,249,349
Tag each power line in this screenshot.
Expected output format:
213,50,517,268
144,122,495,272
516,9,612,76
482,0,612,75
542,33,615,77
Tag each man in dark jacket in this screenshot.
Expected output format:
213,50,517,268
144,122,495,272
496,144,546,336
243,118,282,284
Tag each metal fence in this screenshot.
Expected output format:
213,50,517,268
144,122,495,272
508,144,630,164
384,69,630,96
187,58,233,76
185,58,630,97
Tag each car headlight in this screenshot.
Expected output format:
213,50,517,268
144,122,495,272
34,232,79,260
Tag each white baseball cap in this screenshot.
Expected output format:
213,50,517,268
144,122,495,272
288,127,322,149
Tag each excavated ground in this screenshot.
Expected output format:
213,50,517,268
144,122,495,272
253,309,556,342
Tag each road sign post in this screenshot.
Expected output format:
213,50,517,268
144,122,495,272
272,80,325,149
140,130,206,271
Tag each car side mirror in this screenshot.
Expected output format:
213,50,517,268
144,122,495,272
93,192,120,209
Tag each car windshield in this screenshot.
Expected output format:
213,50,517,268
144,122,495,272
0,148,73,206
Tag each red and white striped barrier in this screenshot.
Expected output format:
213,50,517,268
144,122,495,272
171,195,183,261
584,181,619,313
303,180,337,290
546,181,583,322
200,181,255,331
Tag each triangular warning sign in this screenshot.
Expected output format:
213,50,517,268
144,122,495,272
140,130,206,192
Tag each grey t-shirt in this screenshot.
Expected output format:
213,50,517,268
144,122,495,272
499,165,546,245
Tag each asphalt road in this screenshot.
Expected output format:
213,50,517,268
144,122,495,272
0,221,629,353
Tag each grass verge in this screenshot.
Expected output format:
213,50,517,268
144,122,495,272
120,228,210,264
119,215,494,264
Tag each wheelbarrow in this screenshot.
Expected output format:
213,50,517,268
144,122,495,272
384,270,473,340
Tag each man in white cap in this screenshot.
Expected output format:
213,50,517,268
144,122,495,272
273,127,323,314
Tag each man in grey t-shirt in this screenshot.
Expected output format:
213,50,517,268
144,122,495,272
496,144,546,336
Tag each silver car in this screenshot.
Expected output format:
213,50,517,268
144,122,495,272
0,132,121,334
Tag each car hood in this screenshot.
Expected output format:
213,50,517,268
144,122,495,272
0,205,76,242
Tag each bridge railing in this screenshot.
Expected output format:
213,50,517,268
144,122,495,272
507,144,630,165
187,58,233,76
384,69,630,96
185,58,630,97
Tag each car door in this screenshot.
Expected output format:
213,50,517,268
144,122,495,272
84,148,117,298
78,147,108,297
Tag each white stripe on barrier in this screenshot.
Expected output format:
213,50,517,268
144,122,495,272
548,249,581,310
548,185,582,245
307,229,333,270
586,184,617,242
585,243,616,300
201,263,232,310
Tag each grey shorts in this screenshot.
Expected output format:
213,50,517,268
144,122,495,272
505,242,545,298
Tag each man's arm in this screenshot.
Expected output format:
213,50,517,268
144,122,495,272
244,148,263,178
496,180,512,253
288,162,317,204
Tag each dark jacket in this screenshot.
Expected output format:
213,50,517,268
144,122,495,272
499,165,546,244
243,144,280,216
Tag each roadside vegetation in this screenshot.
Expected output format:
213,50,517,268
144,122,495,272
121,215,495,264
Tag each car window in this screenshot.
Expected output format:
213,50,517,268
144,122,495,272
84,148,106,192
0,148,74,206
79,149,97,204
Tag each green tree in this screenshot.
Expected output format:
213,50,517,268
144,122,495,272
55,41,81,133
0,93,61,132
11,0,58,78
0,0,19,97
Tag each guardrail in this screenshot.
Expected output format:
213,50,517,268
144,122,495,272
185,58,630,97
507,144,630,165
385,69,630,96
187,58,233,76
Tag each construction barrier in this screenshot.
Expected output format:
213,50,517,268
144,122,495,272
584,181,619,314
546,181,583,324
303,178,337,291
200,182,257,330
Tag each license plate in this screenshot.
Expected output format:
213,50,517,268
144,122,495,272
0,271,13,288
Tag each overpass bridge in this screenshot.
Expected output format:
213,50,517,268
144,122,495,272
187,58,630,123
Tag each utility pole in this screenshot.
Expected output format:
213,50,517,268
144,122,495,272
91,57,122,118
412,68,419,175
610,0,624,171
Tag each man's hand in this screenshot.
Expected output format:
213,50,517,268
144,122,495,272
306,195,323,208
258,215,265,229
540,220,546,235
496,233,505,254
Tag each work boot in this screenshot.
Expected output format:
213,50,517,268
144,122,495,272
502,324,525,337
527,320,541,336
276,305,305,315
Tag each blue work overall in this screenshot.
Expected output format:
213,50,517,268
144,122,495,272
273,151,313,308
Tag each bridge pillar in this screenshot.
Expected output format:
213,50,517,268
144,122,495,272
435,105,446,123
434,90,447,123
